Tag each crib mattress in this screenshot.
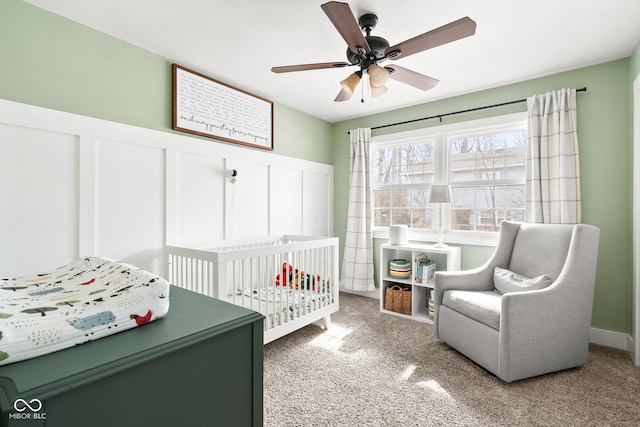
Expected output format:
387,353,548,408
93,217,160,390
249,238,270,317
0,256,170,366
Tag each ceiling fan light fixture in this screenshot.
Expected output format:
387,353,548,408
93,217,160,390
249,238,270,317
371,84,388,98
272,2,477,103
368,64,389,88
340,72,361,95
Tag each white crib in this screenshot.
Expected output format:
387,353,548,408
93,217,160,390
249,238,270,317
166,235,339,344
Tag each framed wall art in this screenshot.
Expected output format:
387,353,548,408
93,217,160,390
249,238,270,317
172,64,273,150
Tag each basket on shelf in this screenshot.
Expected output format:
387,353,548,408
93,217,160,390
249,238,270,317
384,285,398,311
389,259,411,279
384,284,412,315
400,286,412,315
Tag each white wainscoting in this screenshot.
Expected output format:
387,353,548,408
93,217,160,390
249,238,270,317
270,166,303,235
0,124,79,276
0,99,333,278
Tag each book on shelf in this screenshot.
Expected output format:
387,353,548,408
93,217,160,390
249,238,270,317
426,288,435,319
413,253,428,283
414,253,436,286
424,262,436,286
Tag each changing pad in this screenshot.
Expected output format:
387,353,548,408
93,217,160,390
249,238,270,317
0,256,170,366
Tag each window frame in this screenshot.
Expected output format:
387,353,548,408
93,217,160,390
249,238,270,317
370,136,438,229
371,112,528,247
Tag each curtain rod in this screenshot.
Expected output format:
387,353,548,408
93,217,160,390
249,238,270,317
347,87,587,134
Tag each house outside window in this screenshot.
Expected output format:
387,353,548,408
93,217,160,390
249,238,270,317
371,113,527,243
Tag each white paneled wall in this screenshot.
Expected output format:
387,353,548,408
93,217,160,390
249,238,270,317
270,166,303,235
0,124,78,275
95,139,166,274
225,159,269,239
302,170,332,236
0,99,333,278
173,151,225,245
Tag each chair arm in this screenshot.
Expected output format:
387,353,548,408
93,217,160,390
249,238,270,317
433,266,494,306
499,277,594,378
432,265,495,339
501,283,573,332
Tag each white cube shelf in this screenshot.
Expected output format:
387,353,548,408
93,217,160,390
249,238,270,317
380,243,461,323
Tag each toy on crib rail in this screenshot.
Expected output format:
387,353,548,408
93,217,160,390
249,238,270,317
275,263,294,287
275,263,324,290
294,269,303,290
304,273,322,291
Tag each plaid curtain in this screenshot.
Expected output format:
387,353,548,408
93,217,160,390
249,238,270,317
341,128,375,291
526,88,581,224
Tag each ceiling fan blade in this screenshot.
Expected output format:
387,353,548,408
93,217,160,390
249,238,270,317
321,1,370,55
386,65,439,91
385,16,476,60
271,62,350,73
334,88,352,102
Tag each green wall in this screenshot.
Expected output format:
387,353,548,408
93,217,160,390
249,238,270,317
0,0,333,164
1,0,637,335
333,59,633,334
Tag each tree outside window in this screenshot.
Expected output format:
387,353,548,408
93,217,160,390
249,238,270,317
372,141,435,228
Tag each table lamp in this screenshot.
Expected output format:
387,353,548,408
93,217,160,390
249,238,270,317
429,185,451,248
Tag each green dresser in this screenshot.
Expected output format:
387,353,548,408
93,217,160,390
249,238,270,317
0,286,264,427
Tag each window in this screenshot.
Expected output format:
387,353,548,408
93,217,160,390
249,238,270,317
371,139,436,228
371,113,527,237
449,128,527,232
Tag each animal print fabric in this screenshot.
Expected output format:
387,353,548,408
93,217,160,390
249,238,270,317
0,257,170,365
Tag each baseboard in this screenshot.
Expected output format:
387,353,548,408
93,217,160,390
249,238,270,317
628,335,637,365
589,327,632,351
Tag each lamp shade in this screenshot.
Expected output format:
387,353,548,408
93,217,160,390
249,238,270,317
371,84,388,98
368,64,389,88
340,72,361,95
429,185,451,203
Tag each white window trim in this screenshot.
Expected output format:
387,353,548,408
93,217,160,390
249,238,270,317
372,227,499,247
371,112,527,247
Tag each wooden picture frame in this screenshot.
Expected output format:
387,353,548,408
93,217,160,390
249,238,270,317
172,64,273,150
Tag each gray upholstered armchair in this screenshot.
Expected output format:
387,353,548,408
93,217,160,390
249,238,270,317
433,220,600,382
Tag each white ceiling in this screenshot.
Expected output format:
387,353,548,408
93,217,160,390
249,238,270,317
24,0,640,123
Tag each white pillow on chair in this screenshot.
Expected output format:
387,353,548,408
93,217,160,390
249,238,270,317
493,266,552,294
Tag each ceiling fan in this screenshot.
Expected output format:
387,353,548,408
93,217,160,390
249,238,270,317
271,1,477,102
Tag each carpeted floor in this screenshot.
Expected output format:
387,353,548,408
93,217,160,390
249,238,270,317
264,292,640,426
